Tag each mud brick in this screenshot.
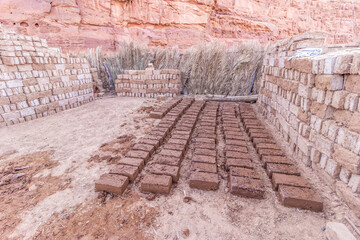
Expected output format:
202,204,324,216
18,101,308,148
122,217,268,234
150,129,168,138
195,137,216,145
153,155,181,166
222,123,239,129
118,157,145,170
191,162,217,173
133,143,155,155
225,139,247,146
138,138,160,148
226,158,253,170
126,150,150,162
198,126,216,132
159,149,183,159
243,121,262,127
255,143,281,152
225,145,248,153
195,142,216,150
168,138,188,145
249,132,270,140
150,164,180,182
252,137,276,145
95,174,129,195
224,130,242,136
278,185,323,212
110,164,139,182
197,132,217,139
230,167,260,179
226,151,250,159
200,121,216,127
248,128,270,136
229,175,264,199
192,154,217,164
150,111,164,119
171,133,190,142
173,129,192,136
225,134,247,141
176,126,193,132
223,127,242,133
195,148,216,157
158,122,174,130
140,174,172,194
272,173,311,191
262,155,293,167
146,134,164,144
164,143,187,154
245,125,265,133
259,149,285,160
189,172,219,190
266,163,301,178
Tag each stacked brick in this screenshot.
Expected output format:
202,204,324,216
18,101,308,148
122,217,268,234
189,101,220,190
0,26,95,127
239,103,323,211
258,32,360,194
149,97,182,119
221,102,264,199
115,64,181,98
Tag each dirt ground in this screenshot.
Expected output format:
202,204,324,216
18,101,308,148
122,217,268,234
0,97,359,240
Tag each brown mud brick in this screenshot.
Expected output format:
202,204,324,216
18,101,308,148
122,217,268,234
95,174,129,195
110,164,139,182
133,143,156,155
200,121,216,127
224,130,242,136
226,151,250,159
150,111,163,119
146,134,164,144
262,155,293,167
126,150,151,162
176,126,193,132
222,124,239,129
248,128,269,134
272,173,312,191
164,143,187,154
191,162,217,173
249,132,271,140
230,167,260,179
224,134,247,142
225,145,248,153
138,138,160,148
224,127,242,133
150,164,180,182
229,175,264,199
197,132,217,139
195,148,216,157
198,126,216,132
194,137,215,145
171,134,190,142
150,130,168,139
195,142,216,150
245,125,265,132
118,157,145,170
255,143,282,152
266,163,301,178
192,154,217,164
225,139,247,147
226,158,254,170
168,138,188,145
252,137,276,145
173,130,192,136
153,155,182,167
189,172,219,190
159,149,183,159
278,185,323,212
259,149,285,160
140,174,172,194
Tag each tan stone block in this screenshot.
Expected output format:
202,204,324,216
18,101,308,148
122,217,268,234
333,144,360,174
344,75,360,94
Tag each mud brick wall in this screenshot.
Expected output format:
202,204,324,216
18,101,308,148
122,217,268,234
0,27,95,127
258,32,360,194
115,65,181,98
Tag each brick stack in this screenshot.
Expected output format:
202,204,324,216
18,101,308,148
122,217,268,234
189,101,220,190
115,64,181,98
239,103,323,211
222,102,264,199
0,26,95,127
258,32,360,195
149,96,182,119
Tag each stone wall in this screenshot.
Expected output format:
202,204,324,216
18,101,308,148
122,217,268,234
115,64,181,98
0,27,95,127
258,32,360,194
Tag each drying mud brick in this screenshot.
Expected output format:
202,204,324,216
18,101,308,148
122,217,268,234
225,145,248,153
226,158,254,170
197,132,217,139
262,155,293,167
258,149,285,159
163,143,187,154
150,164,180,182
195,138,216,145
110,164,139,182
118,157,145,170
168,138,188,145
132,144,155,155
194,148,216,157
145,134,164,144
252,137,276,145
226,151,250,159
230,167,260,179
95,174,129,195
153,155,182,167
225,139,247,147
125,150,150,162
224,134,246,141
278,185,323,212
266,163,301,178
149,112,163,119
192,154,217,164
272,173,312,190
159,149,183,159
140,174,172,194
138,138,160,148
191,162,217,173
195,142,216,150
229,175,264,199
255,143,282,152
189,172,219,190
171,133,191,142
249,132,271,140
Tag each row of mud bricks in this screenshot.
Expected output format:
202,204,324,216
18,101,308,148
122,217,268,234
149,97,183,119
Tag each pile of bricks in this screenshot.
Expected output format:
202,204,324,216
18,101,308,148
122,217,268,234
239,103,323,212
222,102,264,199
115,64,181,98
258,32,360,195
189,102,220,190
0,26,95,127
149,97,182,119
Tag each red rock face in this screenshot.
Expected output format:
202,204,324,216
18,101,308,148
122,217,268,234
0,0,359,52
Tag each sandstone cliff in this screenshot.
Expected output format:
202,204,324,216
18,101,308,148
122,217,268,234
0,0,359,52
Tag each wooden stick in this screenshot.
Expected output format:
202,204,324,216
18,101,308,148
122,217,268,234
345,216,360,236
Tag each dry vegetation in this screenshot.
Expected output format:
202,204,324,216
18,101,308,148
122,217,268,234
84,41,265,96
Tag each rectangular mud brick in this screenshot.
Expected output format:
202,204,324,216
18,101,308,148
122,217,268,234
138,138,160,148
173,130,192,136
252,137,276,145
149,130,168,139
150,111,164,119
197,132,217,139
199,121,216,127
191,162,217,173
159,149,183,159
262,155,293,167
224,134,246,141
229,175,264,199
266,163,300,178
225,139,247,147
110,164,139,182
249,132,271,140
223,127,242,133
168,138,188,145
150,164,180,182
163,143,187,154
125,150,151,162
226,158,253,170
118,157,145,170
132,143,155,155
225,145,248,153
222,124,239,129
255,143,281,152
230,167,260,179
140,174,172,194
259,149,285,160
224,130,242,136
95,173,129,195
153,155,181,167
226,151,250,159
194,137,216,145
245,125,265,132
195,142,216,150
145,134,164,144
192,154,217,164
189,171,219,190
194,148,216,157
248,128,269,135
277,185,323,212
272,173,312,191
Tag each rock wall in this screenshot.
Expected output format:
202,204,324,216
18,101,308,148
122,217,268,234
0,27,95,127
257,33,360,197
0,0,359,52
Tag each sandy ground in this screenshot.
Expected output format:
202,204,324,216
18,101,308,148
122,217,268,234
0,97,359,240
